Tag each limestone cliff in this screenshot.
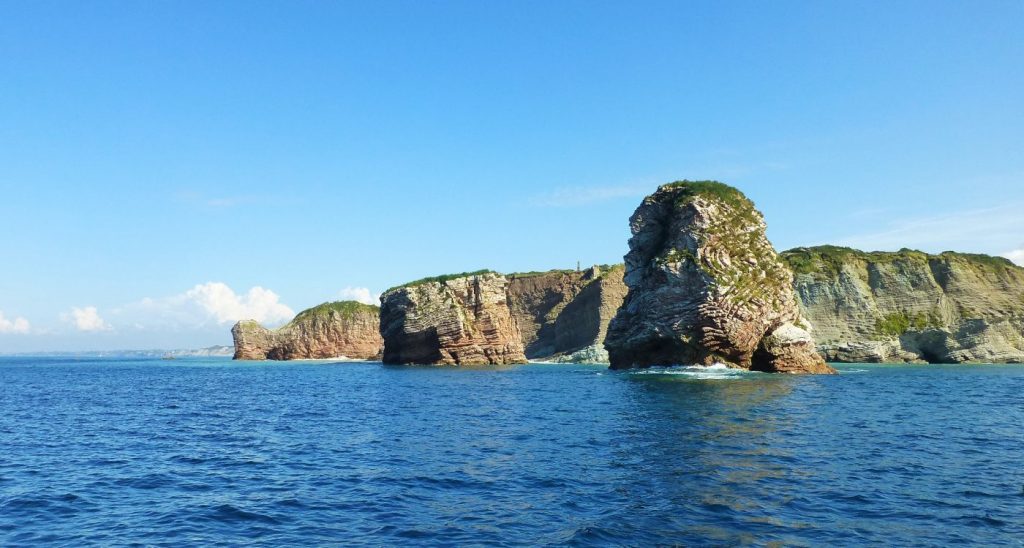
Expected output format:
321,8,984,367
232,301,383,360
507,265,628,362
605,181,834,374
782,246,1024,363
379,272,527,365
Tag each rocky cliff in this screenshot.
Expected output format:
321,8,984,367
782,246,1024,363
605,181,834,374
232,301,383,360
379,272,527,365
508,265,628,362
378,266,628,366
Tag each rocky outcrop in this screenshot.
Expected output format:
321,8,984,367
231,301,383,360
507,265,628,362
378,266,629,366
379,272,527,365
782,246,1024,363
604,181,835,374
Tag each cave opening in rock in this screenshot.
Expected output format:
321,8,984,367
918,348,944,364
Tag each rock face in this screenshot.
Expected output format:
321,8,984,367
782,246,1024,363
378,267,629,366
231,301,383,360
379,272,527,365
507,265,628,362
604,181,835,374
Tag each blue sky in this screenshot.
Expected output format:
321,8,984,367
1,1,1022,351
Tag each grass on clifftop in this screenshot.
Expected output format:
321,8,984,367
291,301,379,324
661,180,752,210
508,264,621,280
385,269,495,294
938,251,1018,271
782,245,1020,277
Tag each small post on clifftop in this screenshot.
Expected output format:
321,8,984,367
576,261,580,272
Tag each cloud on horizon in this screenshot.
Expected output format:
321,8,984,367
530,183,651,207
119,282,294,330
1004,248,1024,266
62,306,112,332
0,311,31,334
832,203,1024,255
338,286,379,305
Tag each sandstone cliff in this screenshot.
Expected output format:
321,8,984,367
605,181,834,374
507,265,628,362
379,272,527,365
232,301,383,360
782,246,1024,363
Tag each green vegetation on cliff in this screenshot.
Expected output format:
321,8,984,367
385,269,496,294
782,246,1021,278
938,251,1018,273
875,311,943,337
657,181,788,305
662,180,752,210
509,264,621,280
508,269,575,279
291,301,379,324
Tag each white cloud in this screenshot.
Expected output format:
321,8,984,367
120,282,294,329
0,311,31,334
338,286,379,305
63,306,112,332
1004,249,1024,266
185,283,293,324
833,203,1024,254
531,184,651,207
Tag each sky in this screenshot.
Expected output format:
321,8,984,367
1,1,1022,351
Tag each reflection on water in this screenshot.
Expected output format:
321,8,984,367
613,367,805,542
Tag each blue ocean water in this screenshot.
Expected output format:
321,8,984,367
1,358,1022,546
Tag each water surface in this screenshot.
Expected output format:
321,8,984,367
1,358,1021,545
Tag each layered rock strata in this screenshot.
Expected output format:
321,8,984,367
604,181,835,374
507,265,628,363
232,301,383,360
782,246,1024,363
379,272,527,365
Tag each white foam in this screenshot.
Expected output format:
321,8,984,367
628,363,755,380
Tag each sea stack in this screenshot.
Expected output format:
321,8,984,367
231,301,383,360
379,271,527,365
604,181,835,374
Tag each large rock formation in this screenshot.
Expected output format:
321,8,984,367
507,265,628,362
232,301,383,360
379,272,527,365
379,266,628,366
782,246,1024,363
604,181,835,374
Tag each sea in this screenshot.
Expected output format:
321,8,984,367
1,357,1022,546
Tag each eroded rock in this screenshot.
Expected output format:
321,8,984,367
783,246,1024,363
379,272,527,365
231,301,383,360
604,180,834,374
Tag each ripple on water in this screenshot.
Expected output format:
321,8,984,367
0,358,1022,545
